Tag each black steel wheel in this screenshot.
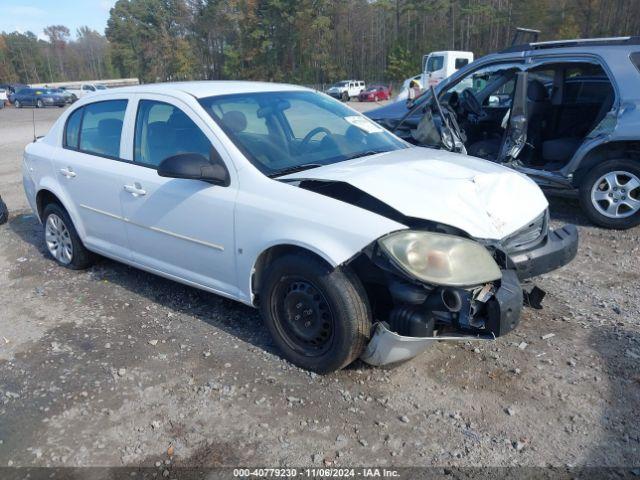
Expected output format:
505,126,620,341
270,277,335,357
259,251,371,373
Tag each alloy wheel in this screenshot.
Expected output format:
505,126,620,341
591,170,640,219
45,213,73,264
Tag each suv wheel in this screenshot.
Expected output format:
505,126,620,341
14,100,21,108
341,91,349,102
36,99,44,108
579,159,640,229
42,203,94,269
259,252,371,373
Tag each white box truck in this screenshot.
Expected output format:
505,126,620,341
397,51,474,100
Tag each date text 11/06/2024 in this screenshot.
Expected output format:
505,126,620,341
233,468,400,477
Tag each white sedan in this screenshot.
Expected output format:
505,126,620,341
22,82,578,373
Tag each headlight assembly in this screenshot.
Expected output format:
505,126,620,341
379,231,502,287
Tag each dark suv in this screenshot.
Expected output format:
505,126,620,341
367,37,640,229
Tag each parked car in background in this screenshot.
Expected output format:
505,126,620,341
367,36,640,229
0,88,7,108
12,88,67,108
358,85,392,102
23,81,577,373
0,83,29,98
325,80,365,101
56,87,78,104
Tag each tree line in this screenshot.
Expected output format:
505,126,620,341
2,0,640,87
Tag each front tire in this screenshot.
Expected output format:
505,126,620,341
14,100,21,108
36,99,44,108
259,252,371,373
341,92,349,102
42,203,94,269
579,159,640,229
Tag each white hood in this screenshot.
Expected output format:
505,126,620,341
281,147,548,240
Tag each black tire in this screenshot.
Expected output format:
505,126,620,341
259,252,371,373
36,99,44,108
579,159,640,229
14,100,21,108
341,91,349,102
42,203,94,269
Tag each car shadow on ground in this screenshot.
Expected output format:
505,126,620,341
546,195,592,227
7,212,278,358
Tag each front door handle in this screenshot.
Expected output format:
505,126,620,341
123,183,147,197
59,167,76,178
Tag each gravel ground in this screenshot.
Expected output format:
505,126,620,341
0,102,639,471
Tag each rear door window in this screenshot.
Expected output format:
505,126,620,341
79,100,127,158
134,100,213,167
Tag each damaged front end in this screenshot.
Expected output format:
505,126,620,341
359,260,523,366
352,211,576,367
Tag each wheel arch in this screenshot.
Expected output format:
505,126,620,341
34,185,86,239
250,243,338,306
573,140,640,186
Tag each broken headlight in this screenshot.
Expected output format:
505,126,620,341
379,231,502,287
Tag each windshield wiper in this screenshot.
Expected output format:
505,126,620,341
268,163,324,178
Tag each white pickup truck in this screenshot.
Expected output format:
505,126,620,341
65,83,108,99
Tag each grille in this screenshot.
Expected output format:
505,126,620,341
502,210,548,253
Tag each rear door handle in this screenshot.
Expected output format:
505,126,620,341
123,183,147,197
59,167,76,178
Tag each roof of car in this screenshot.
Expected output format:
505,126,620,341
92,81,311,99
500,36,640,53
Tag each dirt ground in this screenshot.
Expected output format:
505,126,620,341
0,102,639,472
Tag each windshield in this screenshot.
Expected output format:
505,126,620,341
199,91,407,176
96,85,107,90
333,82,348,88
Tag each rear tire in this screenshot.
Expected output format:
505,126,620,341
579,159,640,229
14,100,21,108
42,203,94,269
259,252,371,373
36,99,44,108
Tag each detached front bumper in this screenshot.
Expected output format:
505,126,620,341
509,224,578,280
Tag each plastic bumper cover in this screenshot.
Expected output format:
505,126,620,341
509,224,578,280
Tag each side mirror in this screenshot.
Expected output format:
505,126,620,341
157,150,230,186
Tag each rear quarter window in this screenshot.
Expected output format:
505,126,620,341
64,108,84,149
630,52,640,73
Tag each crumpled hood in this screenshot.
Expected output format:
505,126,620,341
281,147,548,240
